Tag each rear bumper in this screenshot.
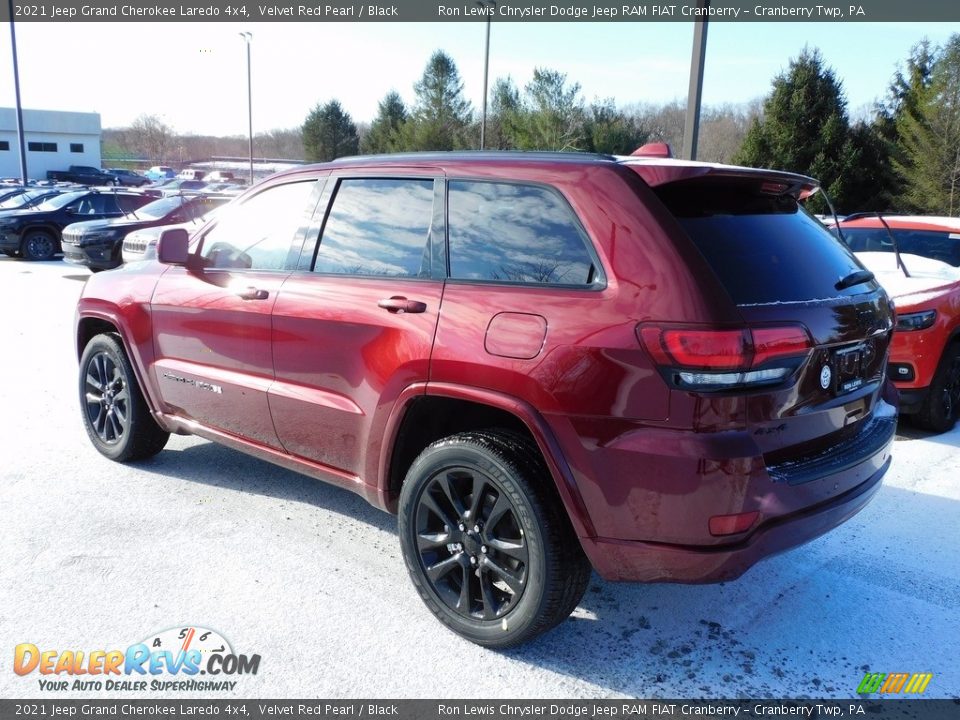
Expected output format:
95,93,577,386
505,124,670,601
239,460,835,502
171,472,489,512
582,454,888,582
572,394,897,583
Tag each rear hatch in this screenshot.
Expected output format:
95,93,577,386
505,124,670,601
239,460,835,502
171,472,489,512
632,167,895,491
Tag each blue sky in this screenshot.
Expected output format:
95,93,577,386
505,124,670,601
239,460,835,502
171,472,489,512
0,21,957,135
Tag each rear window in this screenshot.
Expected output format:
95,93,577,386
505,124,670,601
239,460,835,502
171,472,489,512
837,227,960,267
655,179,872,305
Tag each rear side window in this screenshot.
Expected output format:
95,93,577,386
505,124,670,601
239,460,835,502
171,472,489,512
655,179,871,305
117,194,149,213
839,227,960,267
447,181,595,285
314,178,434,278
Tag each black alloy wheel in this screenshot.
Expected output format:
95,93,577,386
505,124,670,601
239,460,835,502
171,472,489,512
413,464,530,621
78,334,169,461
398,430,591,648
83,349,130,446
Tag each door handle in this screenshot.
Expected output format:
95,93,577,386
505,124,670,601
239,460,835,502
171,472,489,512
378,296,427,314
237,287,269,300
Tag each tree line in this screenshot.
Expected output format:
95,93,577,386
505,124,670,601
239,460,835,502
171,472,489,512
104,35,960,216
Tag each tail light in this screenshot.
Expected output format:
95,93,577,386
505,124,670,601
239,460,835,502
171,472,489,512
638,324,812,390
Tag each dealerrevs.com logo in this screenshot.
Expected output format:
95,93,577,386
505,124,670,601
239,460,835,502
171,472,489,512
13,626,261,692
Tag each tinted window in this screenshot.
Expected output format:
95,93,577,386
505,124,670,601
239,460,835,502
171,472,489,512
448,181,595,285
70,143,84,153
656,179,872,305
117,194,150,214
314,178,434,277
200,181,315,271
839,227,960,267
74,194,119,215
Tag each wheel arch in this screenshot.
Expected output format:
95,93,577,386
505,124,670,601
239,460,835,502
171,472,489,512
76,309,165,426
378,382,596,539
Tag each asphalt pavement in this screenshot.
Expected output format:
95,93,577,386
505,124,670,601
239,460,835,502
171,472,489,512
1,258,957,699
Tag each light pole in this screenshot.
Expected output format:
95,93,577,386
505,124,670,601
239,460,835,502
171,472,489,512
682,0,709,161
477,1,495,150
7,0,28,184
239,32,254,184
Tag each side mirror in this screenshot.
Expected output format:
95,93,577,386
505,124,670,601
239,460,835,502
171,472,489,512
157,228,190,266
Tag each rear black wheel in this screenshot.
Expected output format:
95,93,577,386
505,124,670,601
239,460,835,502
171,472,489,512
398,430,591,648
79,333,169,461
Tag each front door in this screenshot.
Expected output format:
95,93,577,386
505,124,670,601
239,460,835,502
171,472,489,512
150,178,321,448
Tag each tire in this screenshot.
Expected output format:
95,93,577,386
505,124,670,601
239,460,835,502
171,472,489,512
79,333,169,462
398,429,591,648
914,342,960,433
21,230,58,261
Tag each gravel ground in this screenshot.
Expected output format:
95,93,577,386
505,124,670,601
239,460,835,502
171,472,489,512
1,258,957,700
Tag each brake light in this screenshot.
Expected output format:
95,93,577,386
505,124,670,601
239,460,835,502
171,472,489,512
638,324,812,390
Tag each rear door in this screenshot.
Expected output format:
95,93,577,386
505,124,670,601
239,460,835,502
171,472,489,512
269,173,444,480
150,178,321,448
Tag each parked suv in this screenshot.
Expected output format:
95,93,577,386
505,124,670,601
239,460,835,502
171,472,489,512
62,193,233,271
834,214,960,431
75,152,897,647
0,189,153,260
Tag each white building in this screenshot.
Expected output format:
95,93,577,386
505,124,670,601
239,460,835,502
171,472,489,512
0,108,102,180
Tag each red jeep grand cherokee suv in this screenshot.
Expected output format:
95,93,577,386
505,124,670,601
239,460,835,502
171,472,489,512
75,152,897,647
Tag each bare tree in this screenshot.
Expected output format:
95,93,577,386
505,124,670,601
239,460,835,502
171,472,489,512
128,114,175,164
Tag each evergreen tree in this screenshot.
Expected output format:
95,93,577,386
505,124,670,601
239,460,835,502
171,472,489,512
733,48,856,211
302,100,359,162
487,77,522,150
516,68,587,150
585,99,648,155
402,51,473,150
894,34,960,215
361,91,407,154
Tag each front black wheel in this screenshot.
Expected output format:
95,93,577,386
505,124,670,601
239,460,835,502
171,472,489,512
79,333,169,461
21,231,58,261
398,430,591,648
914,342,960,433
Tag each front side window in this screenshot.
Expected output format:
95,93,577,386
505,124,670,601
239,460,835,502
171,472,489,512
313,178,435,278
200,181,315,271
447,181,595,285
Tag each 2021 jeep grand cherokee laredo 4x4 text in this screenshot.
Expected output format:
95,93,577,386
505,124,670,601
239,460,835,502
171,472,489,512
75,152,897,647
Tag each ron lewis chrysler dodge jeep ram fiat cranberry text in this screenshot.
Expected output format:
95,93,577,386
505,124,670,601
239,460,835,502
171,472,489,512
75,151,897,647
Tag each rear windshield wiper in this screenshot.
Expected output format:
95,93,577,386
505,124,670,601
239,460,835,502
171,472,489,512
835,269,875,290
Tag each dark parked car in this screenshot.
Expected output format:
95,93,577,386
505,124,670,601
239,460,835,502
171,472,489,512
62,194,233,271
0,188,66,214
47,166,118,185
105,168,151,188
0,189,153,260
75,152,897,647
